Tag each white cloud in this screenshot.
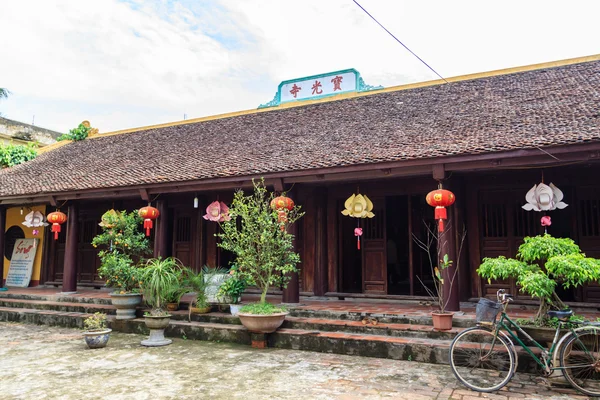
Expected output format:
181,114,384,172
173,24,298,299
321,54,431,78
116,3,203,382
0,0,599,133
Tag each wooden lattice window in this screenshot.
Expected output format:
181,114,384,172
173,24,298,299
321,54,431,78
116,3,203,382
363,211,384,240
513,203,538,238
481,203,507,237
580,198,600,237
175,216,192,242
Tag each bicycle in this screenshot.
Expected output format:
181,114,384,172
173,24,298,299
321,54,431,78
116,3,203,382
449,289,600,396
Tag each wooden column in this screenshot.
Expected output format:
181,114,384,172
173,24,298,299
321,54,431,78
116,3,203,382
154,199,168,259
62,203,78,293
440,199,459,312
0,206,5,286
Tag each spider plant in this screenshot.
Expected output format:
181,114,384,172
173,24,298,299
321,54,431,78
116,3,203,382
140,257,184,316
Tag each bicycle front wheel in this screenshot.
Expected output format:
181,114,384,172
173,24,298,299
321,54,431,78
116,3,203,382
560,329,600,397
449,327,516,392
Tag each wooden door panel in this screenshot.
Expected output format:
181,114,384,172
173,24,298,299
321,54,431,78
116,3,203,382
362,198,386,294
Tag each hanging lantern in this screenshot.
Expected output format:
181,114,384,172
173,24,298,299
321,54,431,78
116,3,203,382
270,195,294,230
203,201,230,222
522,182,568,211
426,188,455,232
47,211,68,240
138,205,160,236
341,192,374,250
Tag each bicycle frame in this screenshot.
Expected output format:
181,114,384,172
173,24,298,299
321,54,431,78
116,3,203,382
492,311,558,371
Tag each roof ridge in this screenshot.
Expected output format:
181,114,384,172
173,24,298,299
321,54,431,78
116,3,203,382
87,54,600,140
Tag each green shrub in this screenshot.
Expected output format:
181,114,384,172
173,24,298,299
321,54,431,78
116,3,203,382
57,123,91,141
0,143,37,168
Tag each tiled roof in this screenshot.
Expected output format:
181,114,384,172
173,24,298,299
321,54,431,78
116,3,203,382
1,58,599,197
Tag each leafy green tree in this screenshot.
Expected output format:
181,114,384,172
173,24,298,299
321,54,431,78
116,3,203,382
92,210,151,293
478,234,600,325
217,179,304,307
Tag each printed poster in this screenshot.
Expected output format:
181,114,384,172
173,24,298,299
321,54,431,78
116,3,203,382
6,238,39,287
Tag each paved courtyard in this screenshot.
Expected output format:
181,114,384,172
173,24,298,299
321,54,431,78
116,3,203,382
0,322,589,400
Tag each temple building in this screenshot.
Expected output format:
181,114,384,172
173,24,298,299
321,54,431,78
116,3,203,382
1,55,599,309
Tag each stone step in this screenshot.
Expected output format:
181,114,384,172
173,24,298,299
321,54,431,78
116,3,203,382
0,290,113,305
0,298,117,315
288,308,475,328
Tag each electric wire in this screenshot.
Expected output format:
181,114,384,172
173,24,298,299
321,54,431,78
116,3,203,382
351,0,449,84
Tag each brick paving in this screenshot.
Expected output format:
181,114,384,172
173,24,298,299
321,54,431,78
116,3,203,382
0,322,589,399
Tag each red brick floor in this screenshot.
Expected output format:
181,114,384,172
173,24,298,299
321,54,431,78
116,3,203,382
5,286,600,321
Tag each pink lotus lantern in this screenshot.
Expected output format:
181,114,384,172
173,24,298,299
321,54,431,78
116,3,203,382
203,201,230,222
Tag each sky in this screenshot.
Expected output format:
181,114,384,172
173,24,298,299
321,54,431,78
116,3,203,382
0,0,599,134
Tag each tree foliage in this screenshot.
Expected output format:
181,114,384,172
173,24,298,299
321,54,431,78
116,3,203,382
0,143,37,168
217,179,304,306
57,123,91,141
478,234,600,324
92,210,151,293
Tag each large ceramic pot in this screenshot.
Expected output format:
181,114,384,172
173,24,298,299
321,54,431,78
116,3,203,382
110,293,142,320
83,329,112,349
141,315,172,347
431,312,453,331
237,312,288,333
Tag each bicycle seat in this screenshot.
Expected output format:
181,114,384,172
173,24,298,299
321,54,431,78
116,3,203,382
547,310,573,320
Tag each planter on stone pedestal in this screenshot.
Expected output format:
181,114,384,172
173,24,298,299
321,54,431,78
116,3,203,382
110,293,142,320
141,314,172,347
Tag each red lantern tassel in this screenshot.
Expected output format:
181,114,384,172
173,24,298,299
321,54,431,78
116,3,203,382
143,219,153,236
438,219,444,233
357,237,360,250
51,224,61,240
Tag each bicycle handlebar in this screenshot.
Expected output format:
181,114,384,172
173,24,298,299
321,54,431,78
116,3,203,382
496,289,513,304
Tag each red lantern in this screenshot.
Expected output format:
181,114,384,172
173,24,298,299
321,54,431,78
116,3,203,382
138,206,160,236
47,211,67,240
270,195,294,230
426,188,455,232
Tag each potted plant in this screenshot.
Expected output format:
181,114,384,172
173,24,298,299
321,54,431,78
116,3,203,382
413,224,466,331
217,271,247,315
139,257,183,347
185,265,225,317
92,210,151,320
82,312,112,349
217,179,303,333
164,281,187,311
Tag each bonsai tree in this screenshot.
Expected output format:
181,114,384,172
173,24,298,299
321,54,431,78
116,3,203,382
92,210,151,294
478,234,600,325
139,257,184,316
217,179,303,313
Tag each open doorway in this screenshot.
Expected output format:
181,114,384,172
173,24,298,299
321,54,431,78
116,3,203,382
386,196,410,295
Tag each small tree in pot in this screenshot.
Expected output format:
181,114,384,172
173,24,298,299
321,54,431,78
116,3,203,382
92,210,151,319
139,257,184,346
217,179,303,332
478,234,600,326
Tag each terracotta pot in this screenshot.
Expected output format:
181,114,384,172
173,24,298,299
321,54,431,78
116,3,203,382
431,312,453,331
237,312,288,333
166,303,179,312
190,306,211,314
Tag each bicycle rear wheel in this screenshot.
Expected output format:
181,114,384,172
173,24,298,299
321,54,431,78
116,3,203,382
449,327,516,392
560,329,600,397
